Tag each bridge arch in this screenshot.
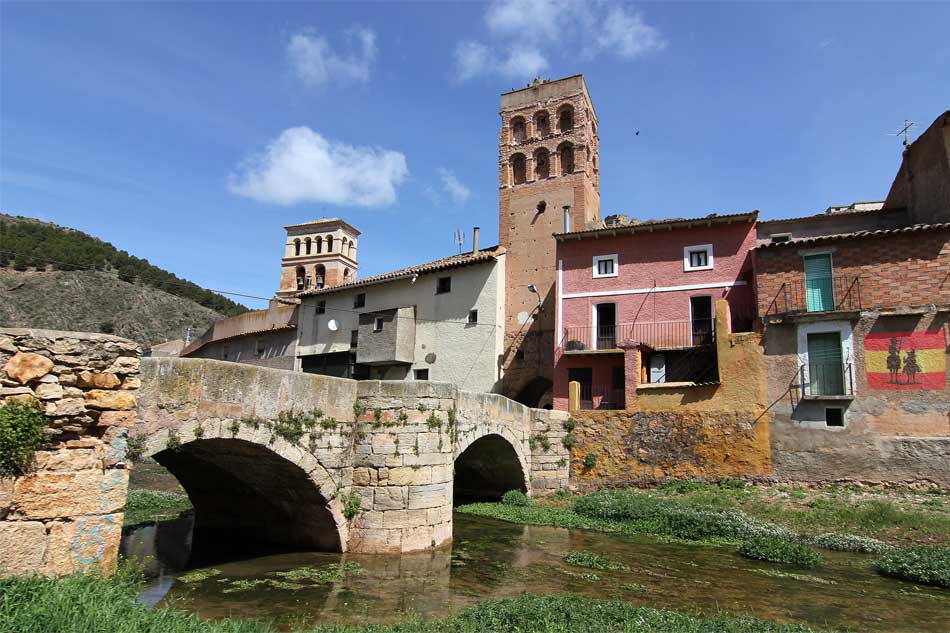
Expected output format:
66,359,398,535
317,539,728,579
140,418,348,557
453,426,530,502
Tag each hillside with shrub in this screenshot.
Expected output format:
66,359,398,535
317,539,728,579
0,214,247,344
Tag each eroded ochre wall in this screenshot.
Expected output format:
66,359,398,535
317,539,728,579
568,301,772,488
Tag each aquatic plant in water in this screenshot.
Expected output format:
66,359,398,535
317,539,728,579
563,551,629,571
807,533,891,554
739,536,822,568
501,489,530,506
874,546,950,588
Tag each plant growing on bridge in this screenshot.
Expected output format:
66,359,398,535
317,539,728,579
352,401,367,418
373,407,383,425
561,433,576,450
583,453,597,469
241,415,263,430
426,412,442,430
320,416,339,430
228,419,240,438
124,434,145,462
529,433,551,452
340,491,362,521
398,410,408,424
0,400,48,477
417,402,428,412
165,430,181,451
562,417,576,432
192,424,204,439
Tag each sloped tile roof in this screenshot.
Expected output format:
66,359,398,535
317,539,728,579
297,246,505,297
554,211,758,240
757,222,950,250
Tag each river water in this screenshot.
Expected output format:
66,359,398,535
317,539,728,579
122,512,949,631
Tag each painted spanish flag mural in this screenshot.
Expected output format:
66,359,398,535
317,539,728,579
866,331,947,390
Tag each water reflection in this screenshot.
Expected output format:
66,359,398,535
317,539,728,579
122,512,949,632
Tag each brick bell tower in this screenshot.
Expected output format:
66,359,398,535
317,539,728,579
498,75,601,406
276,218,360,299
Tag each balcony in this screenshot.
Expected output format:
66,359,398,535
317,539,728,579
577,384,625,410
799,362,855,399
766,275,862,317
561,319,714,353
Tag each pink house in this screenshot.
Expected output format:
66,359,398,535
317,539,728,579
553,212,758,410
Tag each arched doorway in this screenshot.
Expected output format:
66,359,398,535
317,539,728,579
453,434,527,503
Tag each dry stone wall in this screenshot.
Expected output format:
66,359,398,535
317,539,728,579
0,328,141,576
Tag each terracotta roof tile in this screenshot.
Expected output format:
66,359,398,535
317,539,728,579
757,222,950,250
554,211,757,240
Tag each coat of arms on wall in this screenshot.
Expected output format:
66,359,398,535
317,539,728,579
865,331,947,390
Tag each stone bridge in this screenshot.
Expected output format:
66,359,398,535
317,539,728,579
137,357,570,555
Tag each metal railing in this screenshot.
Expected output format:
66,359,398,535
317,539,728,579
800,362,854,398
766,276,862,316
577,384,625,410
561,319,714,352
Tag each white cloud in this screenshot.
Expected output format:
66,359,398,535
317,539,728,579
228,127,408,207
455,1,664,81
287,27,377,88
438,168,471,204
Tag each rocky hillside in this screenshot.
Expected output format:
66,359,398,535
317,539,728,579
0,213,247,345
0,269,224,345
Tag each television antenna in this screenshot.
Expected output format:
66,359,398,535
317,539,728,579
454,228,464,253
889,119,917,147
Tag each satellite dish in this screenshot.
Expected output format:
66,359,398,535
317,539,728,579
327,319,339,332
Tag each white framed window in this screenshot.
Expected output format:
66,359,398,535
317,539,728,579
592,254,618,278
683,244,714,271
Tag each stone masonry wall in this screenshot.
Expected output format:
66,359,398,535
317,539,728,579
0,328,141,576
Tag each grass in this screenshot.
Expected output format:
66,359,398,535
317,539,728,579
0,568,831,633
123,489,192,526
469,481,950,548
738,537,822,568
874,546,950,589
562,551,629,571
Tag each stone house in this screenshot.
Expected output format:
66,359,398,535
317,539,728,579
295,237,506,394
552,211,758,411
755,212,950,485
179,304,298,371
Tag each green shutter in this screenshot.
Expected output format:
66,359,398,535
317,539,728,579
803,254,834,312
807,332,844,395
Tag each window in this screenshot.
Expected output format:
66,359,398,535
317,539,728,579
534,111,549,136
305,237,312,255
436,277,452,294
683,244,714,271
511,117,526,143
559,143,574,175
770,233,791,244
295,266,307,291
353,293,366,308
825,407,844,427
592,254,618,278
256,339,265,355
511,154,527,185
803,253,834,312
414,368,429,381
373,316,384,332
468,309,478,324
316,300,326,315
807,332,845,396
557,106,574,132
534,148,550,179
222,345,230,361
350,329,359,348
326,236,334,252
315,236,323,253
315,265,326,289
294,239,301,257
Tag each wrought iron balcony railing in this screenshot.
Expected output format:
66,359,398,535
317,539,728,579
799,362,855,398
561,318,714,352
766,275,862,316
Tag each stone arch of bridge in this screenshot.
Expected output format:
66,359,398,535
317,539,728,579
141,423,348,557
453,425,530,502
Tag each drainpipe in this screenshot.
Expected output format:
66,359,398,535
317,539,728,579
472,226,480,254
563,205,571,233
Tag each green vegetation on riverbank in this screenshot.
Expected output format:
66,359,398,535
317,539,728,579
0,568,829,633
460,480,950,548
123,489,192,526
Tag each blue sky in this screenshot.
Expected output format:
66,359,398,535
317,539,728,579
2,1,948,310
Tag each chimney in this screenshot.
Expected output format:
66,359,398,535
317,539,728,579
562,205,571,233
472,226,480,254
